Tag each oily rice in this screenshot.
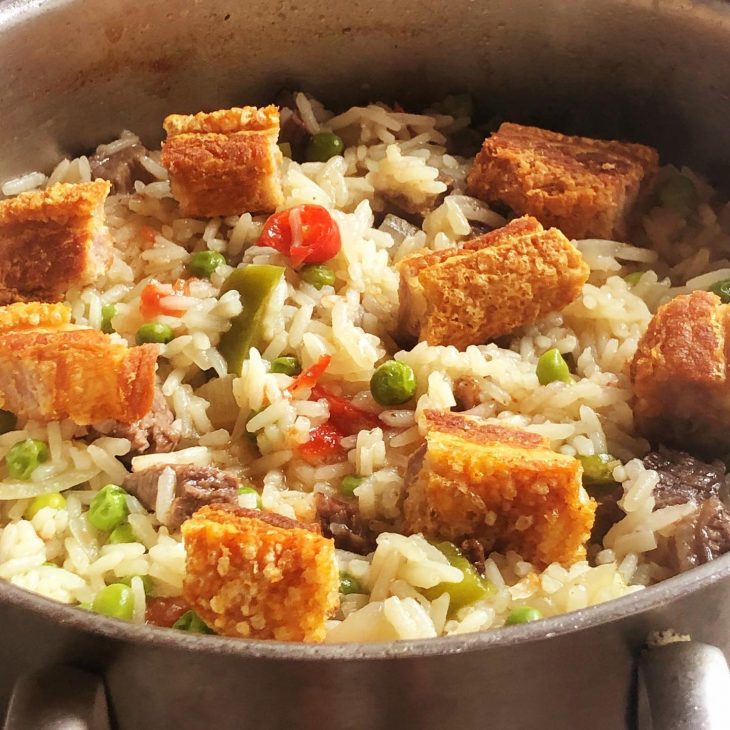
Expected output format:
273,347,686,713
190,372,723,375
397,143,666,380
0,92,729,642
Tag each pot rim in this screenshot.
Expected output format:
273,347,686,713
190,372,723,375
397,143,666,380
2,552,728,660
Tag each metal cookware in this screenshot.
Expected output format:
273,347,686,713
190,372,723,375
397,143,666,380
2,0,730,727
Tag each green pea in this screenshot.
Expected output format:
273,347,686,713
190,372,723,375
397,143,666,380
238,485,263,509
92,583,135,621
136,322,174,345
87,484,129,532
709,278,730,304
101,303,117,334
624,271,645,287
278,142,292,159
579,453,621,487
536,348,572,385
370,360,417,406
24,492,66,520
0,410,16,435
6,439,49,480
656,174,697,210
506,606,543,625
339,572,362,595
119,574,154,597
300,264,336,290
305,132,345,163
108,522,137,544
188,250,227,278
270,356,302,376
423,541,495,612
340,475,365,497
172,610,215,634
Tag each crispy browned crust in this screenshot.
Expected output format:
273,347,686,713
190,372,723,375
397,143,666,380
0,329,158,425
0,181,112,304
181,505,339,642
466,123,659,240
403,410,595,567
0,302,71,335
630,290,730,455
398,216,589,348
161,105,283,217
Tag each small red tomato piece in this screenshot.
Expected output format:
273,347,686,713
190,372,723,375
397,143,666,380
311,386,380,436
259,204,341,266
298,422,344,461
287,354,332,394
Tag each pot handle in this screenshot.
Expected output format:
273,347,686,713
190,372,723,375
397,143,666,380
3,665,111,730
638,641,730,730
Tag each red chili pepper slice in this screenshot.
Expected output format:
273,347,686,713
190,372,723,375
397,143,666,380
311,386,380,436
287,354,332,393
259,204,341,266
298,422,344,460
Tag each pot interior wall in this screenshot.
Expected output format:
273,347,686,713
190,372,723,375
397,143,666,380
1,0,730,187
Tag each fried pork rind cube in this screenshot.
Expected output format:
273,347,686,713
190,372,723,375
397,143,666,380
466,123,658,240
0,181,112,305
182,505,339,642
161,105,284,217
398,216,588,348
0,302,158,425
403,411,595,567
631,290,730,457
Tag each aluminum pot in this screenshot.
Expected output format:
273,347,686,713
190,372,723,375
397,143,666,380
1,0,730,727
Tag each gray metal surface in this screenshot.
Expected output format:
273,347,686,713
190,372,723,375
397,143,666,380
4,666,110,730
638,643,730,730
1,0,730,728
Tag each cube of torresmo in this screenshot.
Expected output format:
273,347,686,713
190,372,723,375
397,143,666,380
0,181,112,305
161,105,284,217
631,290,730,457
403,411,596,567
182,505,339,642
0,307,159,425
466,123,659,240
0,301,71,334
397,216,589,348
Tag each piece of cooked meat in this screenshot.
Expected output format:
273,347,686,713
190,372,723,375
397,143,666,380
123,463,239,529
643,449,727,510
314,492,376,555
90,140,155,195
161,106,283,217
0,181,112,305
466,123,658,240
402,410,596,567
97,389,181,456
0,301,71,335
669,497,730,572
397,216,589,349
182,504,339,641
145,596,191,628
630,290,730,457
452,376,483,412
0,327,158,425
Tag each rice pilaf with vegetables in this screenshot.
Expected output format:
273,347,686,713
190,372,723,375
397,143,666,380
0,92,729,642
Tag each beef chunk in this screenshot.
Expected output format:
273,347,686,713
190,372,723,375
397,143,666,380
314,492,375,555
90,142,155,195
105,389,181,456
452,377,482,412
670,497,730,571
123,463,239,529
590,485,625,545
145,596,190,628
459,538,486,575
643,449,727,510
